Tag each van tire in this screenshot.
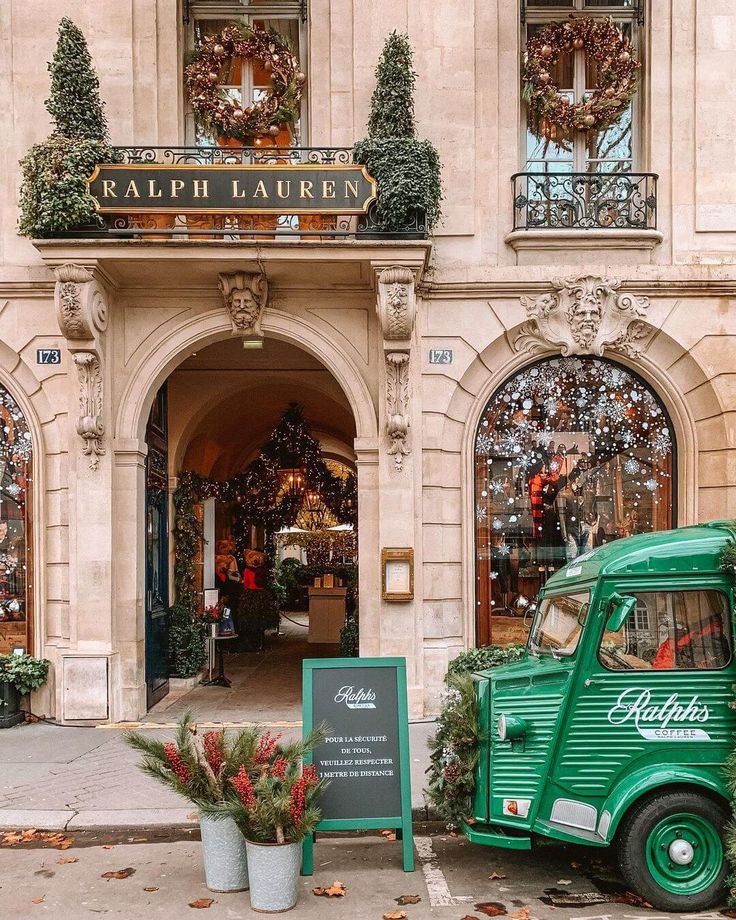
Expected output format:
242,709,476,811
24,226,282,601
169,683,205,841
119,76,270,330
617,791,728,912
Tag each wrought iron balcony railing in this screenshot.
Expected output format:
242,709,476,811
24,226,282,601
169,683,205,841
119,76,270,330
511,171,658,232
64,145,428,241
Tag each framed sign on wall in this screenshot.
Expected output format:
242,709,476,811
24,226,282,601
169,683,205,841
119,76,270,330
381,548,414,601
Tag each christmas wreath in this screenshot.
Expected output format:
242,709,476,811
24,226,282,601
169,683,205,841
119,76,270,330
523,16,639,144
185,24,305,142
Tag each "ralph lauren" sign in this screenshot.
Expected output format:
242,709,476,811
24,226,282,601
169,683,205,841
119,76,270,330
88,164,377,215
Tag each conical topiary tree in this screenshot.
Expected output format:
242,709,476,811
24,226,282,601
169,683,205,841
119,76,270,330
354,32,442,233
18,18,118,238
367,31,416,138
45,17,109,141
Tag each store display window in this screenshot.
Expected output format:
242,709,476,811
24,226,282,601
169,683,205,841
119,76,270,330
474,357,674,645
0,385,32,654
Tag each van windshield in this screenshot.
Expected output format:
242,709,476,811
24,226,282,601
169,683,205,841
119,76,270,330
528,591,589,657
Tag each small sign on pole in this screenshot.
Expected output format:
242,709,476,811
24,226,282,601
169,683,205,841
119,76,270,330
302,657,414,873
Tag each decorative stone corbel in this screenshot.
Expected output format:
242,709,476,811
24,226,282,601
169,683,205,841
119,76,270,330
376,265,417,350
513,274,650,358
74,352,105,470
54,263,109,471
218,270,269,338
54,263,108,342
375,266,418,470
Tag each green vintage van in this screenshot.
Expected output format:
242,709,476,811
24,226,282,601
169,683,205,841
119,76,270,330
467,521,736,911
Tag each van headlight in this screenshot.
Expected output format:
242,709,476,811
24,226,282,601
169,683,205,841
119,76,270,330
497,713,528,741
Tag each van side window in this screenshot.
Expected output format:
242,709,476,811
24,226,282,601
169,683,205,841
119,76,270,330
599,590,731,671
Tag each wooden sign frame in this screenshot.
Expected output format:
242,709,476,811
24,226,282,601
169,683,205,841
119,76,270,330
302,656,414,874
381,547,414,601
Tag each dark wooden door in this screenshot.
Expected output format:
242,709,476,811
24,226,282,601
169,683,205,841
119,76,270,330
145,384,169,709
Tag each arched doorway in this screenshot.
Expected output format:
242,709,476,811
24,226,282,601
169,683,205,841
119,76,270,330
0,384,33,656
144,336,359,722
474,356,676,646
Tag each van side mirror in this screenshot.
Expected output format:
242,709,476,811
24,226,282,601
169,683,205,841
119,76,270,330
523,603,536,627
607,593,637,633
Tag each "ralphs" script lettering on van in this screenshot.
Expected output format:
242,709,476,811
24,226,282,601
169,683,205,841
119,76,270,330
607,688,711,741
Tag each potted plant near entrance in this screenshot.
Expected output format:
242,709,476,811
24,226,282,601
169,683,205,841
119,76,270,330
0,653,50,729
125,712,259,892
207,728,327,912
354,31,442,238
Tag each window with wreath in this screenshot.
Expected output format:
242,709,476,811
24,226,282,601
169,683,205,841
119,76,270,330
474,357,674,647
185,0,307,147
0,386,33,655
517,1,653,230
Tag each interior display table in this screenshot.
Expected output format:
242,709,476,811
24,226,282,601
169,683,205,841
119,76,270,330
202,633,238,688
307,587,346,643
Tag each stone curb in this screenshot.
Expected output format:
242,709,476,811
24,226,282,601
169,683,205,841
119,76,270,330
1,806,440,832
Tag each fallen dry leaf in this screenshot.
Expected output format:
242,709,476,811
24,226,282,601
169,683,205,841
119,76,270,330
312,880,346,897
383,913,406,920
461,916,481,920
22,828,39,840
380,830,397,841
556,879,572,886
395,895,421,905
31,897,45,905
57,856,79,865
489,872,507,880
144,887,160,892
189,898,214,909
475,903,507,917
102,844,114,850
510,908,531,920
570,861,581,869
614,891,652,909
101,867,136,880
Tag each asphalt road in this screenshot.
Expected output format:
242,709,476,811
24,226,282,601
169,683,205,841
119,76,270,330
0,829,724,919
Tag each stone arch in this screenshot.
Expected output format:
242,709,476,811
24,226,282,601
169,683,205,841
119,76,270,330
451,322,715,651
115,308,378,444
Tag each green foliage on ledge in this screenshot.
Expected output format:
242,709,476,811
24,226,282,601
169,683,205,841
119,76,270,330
18,18,117,239
355,31,442,233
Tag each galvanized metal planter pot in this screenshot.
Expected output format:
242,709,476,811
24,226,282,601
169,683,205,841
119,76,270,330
199,813,249,893
245,839,301,912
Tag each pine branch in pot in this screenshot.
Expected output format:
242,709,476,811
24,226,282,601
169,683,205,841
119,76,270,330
202,726,328,912
125,712,261,892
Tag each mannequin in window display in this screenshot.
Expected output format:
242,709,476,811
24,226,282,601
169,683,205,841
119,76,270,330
490,535,516,614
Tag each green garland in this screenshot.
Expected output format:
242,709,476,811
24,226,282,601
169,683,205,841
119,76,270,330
425,645,527,828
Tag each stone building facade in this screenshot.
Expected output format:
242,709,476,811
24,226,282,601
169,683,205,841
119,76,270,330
1,0,735,721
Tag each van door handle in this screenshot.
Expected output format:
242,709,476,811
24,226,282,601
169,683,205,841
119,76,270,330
584,678,601,688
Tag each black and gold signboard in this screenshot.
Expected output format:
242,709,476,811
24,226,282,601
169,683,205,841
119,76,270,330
87,164,377,215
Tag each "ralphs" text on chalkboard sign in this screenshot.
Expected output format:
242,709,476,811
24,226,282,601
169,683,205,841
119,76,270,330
302,657,413,873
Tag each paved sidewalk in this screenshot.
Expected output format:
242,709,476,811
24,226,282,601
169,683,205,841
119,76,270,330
0,720,436,830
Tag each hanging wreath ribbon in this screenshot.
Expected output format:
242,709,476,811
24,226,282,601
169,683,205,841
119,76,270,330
185,24,305,142
523,16,639,143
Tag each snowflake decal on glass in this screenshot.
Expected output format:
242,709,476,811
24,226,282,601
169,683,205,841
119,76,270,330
645,478,659,492
475,433,495,454
623,458,640,475
476,505,487,522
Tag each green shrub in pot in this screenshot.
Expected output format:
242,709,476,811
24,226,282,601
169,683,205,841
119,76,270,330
354,31,442,234
18,18,119,238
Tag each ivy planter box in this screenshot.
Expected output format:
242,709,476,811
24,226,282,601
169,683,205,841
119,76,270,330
357,207,427,241
0,682,24,729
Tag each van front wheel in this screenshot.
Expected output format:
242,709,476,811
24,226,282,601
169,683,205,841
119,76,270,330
617,791,728,912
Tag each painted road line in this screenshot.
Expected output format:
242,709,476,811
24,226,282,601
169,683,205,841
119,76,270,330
414,836,473,907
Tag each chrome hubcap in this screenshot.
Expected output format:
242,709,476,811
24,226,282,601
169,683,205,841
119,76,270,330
668,839,694,866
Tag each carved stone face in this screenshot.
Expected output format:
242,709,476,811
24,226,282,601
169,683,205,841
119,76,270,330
568,286,602,347
229,289,260,328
